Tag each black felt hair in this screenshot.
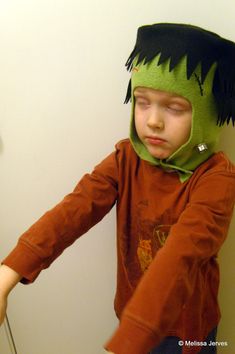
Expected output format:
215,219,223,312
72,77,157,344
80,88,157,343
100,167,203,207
125,23,235,126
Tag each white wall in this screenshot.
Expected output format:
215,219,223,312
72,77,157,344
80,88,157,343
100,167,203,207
0,1,234,353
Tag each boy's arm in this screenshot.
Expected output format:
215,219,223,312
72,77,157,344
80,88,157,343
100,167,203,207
2,148,119,284
0,265,22,325
105,168,235,354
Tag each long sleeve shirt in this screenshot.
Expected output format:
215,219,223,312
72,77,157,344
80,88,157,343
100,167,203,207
3,139,235,354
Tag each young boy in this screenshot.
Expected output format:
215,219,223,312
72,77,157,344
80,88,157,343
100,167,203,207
0,23,235,354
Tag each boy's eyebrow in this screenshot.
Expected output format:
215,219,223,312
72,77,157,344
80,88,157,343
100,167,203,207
134,93,148,98
133,90,149,98
134,88,147,94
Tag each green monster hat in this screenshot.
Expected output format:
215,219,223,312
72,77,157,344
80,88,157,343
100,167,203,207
125,24,235,182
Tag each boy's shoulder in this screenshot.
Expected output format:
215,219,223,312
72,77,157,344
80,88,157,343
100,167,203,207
193,151,235,186
115,138,132,150
114,138,136,159
202,151,235,175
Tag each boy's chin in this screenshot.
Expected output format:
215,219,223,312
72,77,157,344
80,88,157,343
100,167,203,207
147,148,171,160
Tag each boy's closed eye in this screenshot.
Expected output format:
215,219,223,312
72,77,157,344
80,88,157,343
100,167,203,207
135,98,191,115
166,104,189,114
135,97,150,108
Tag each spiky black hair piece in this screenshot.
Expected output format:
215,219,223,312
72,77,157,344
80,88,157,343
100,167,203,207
125,23,235,126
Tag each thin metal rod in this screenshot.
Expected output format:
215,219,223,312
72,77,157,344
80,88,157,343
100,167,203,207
4,314,18,354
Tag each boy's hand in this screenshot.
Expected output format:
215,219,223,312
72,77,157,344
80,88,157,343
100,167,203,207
0,265,22,326
0,294,7,325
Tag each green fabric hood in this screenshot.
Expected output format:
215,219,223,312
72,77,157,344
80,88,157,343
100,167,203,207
129,56,222,182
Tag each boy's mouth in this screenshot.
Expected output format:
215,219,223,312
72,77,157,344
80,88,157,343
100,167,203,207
146,136,167,145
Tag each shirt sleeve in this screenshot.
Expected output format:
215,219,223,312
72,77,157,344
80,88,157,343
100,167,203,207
105,168,235,354
2,149,119,283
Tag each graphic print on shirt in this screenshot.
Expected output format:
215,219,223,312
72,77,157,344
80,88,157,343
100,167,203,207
137,224,172,273
137,239,153,273
135,200,173,274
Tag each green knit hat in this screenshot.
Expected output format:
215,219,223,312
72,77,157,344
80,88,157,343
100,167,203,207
125,24,235,182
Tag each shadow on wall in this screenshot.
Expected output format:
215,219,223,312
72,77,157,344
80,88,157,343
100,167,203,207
219,125,235,161
0,136,3,154
217,124,235,354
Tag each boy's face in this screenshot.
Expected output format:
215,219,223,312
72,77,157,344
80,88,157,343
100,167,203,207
134,87,192,160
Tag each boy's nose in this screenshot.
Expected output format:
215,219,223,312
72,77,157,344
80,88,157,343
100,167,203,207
147,109,164,130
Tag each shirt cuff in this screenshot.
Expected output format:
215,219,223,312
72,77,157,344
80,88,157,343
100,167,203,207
104,315,161,354
2,242,44,284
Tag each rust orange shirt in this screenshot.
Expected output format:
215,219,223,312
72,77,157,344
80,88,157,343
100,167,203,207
3,139,235,354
